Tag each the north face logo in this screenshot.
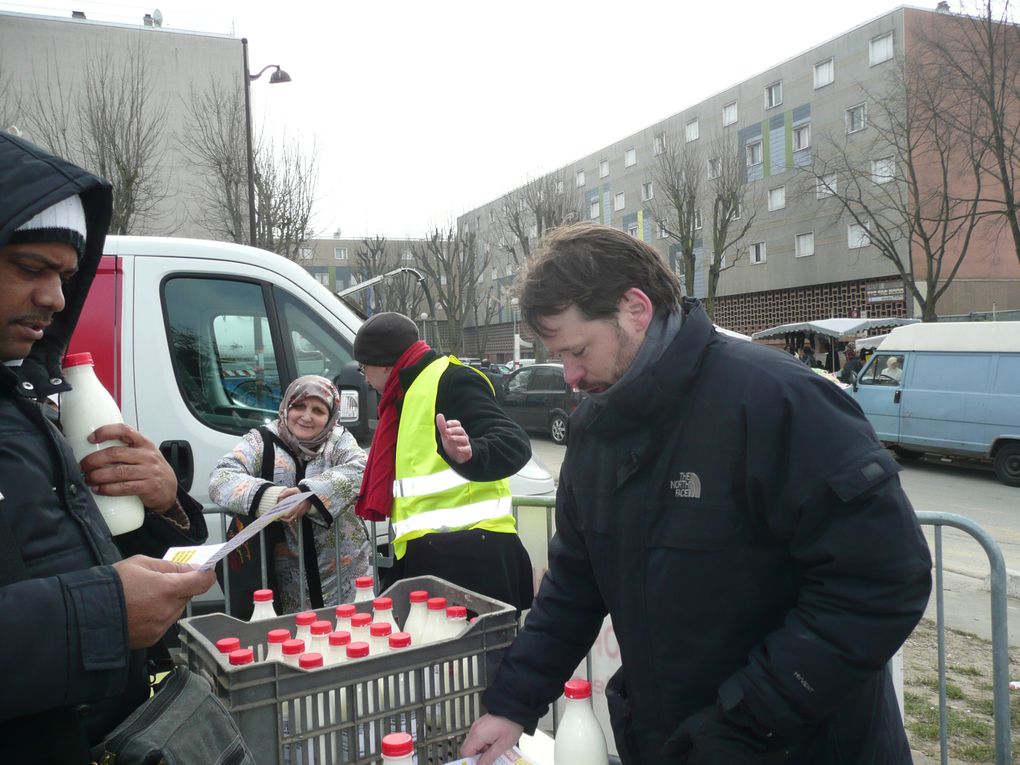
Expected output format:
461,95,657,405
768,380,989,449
670,472,701,499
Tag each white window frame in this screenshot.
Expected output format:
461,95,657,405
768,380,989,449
654,132,666,155
658,223,669,239
299,247,313,261
333,246,348,260
576,169,585,187
793,123,811,151
750,241,767,265
746,140,763,167
590,199,600,219
731,203,743,221
765,80,783,109
795,232,815,258
488,209,495,223
817,173,837,198
814,58,834,89
685,118,700,142
872,156,896,184
870,32,894,66
402,249,413,261
722,101,738,126
599,159,610,178
767,186,786,212
848,223,871,249
627,223,639,238
846,103,867,134
694,208,703,230
614,191,626,211
642,181,653,201
708,157,721,179
556,179,564,194
624,148,637,167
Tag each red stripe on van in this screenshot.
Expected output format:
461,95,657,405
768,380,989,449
67,255,122,405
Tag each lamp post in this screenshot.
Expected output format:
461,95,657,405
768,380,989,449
241,37,291,247
511,297,520,365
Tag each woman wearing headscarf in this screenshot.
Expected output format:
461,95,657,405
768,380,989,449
209,375,370,615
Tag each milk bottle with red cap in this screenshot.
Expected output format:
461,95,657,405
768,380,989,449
369,621,393,655
59,352,145,535
380,732,415,765
418,597,448,645
350,612,373,647
353,576,375,602
309,620,333,656
326,630,350,666
402,590,429,643
266,629,290,662
250,589,278,621
372,596,400,633
553,678,609,765
335,603,356,634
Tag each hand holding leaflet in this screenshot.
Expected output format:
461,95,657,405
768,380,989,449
162,491,314,571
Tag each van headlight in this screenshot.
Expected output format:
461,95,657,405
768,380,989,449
338,389,359,422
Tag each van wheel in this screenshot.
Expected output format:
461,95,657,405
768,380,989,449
892,446,924,462
993,443,1020,487
549,413,568,445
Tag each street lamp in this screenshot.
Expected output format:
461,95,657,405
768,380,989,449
241,37,291,247
511,297,520,365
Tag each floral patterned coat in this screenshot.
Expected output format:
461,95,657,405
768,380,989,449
209,422,370,612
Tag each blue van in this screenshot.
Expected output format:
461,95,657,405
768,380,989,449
848,322,1020,486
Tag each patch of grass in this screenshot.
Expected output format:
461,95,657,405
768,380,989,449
948,712,991,740
949,664,983,677
919,677,965,699
959,742,996,761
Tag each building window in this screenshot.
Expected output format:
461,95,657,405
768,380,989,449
491,267,498,280
529,223,538,238
765,81,783,109
440,274,448,286
654,132,666,155
731,203,743,220
870,32,894,66
846,103,867,134
333,247,348,260
795,232,815,257
624,148,637,167
316,273,329,286
767,186,786,211
590,199,600,219
627,223,639,237
817,173,837,198
488,209,495,222
642,181,653,201
576,169,585,187
402,249,413,261
686,118,700,142
722,101,738,126
599,159,609,178
658,223,669,239
848,223,870,248
708,157,721,179
299,247,313,261
694,208,703,230
872,156,896,184
793,123,811,151
614,192,626,211
556,179,564,194
746,140,763,167
750,241,766,264
814,58,834,88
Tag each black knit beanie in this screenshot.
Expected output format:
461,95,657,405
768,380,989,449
353,312,420,366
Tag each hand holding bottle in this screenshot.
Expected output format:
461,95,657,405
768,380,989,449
79,423,178,513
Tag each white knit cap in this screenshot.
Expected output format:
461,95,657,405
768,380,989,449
10,195,87,257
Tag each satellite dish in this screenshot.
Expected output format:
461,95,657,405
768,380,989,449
152,8,163,27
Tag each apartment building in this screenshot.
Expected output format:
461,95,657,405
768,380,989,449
457,5,1020,338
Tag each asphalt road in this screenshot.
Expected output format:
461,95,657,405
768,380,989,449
528,437,1020,644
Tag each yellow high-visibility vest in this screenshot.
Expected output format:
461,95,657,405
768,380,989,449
390,355,515,559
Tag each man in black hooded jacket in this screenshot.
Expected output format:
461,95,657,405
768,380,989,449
0,131,216,763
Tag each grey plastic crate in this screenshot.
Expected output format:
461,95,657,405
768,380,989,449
178,575,518,765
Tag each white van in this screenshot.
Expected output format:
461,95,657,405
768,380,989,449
847,322,1020,486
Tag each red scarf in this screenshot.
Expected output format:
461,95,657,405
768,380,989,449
355,341,430,521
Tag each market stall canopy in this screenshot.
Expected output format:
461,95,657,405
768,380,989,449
750,317,919,341
856,333,889,350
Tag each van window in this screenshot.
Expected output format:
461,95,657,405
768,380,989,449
277,290,355,380
164,277,283,433
911,353,991,393
860,354,905,385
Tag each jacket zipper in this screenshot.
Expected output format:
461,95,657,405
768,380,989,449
100,668,189,757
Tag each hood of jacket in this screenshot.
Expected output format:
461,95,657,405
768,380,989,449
0,132,112,396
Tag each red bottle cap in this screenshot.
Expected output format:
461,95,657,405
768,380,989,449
295,611,317,626
389,632,412,649
267,628,290,644
370,621,392,637
336,604,357,619
564,678,592,699
446,606,468,619
351,612,372,627
346,641,370,659
409,590,429,603
311,620,333,635
329,630,351,646
228,648,254,665
427,597,447,611
282,639,306,656
62,352,94,368
381,732,414,757
355,576,374,589
373,596,393,611
216,637,240,654
253,589,274,602
299,652,324,669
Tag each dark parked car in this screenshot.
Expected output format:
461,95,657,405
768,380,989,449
498,363,583,445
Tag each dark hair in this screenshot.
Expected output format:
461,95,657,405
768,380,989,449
519,223,682,335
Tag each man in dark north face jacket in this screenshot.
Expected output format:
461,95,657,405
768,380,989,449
463,224,932,765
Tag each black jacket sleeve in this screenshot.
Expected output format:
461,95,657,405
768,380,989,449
435,364,532,482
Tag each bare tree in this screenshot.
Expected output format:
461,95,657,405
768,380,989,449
0,58,17,132
413,226,489,355
20,43,170,234
468,283,501,360
704,138,758,317
919,1,1020,266
491,172,583,269
807,56,984,321
649,130,703,296
252,133,318,261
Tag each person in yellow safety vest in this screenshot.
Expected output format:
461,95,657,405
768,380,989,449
353,312,535,612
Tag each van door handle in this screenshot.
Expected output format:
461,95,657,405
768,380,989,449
894,391,902,404
159,440,194,492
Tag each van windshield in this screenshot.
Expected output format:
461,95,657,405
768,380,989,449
860,354,905,385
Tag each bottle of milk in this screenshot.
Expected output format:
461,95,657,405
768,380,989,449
353,576,375,602
59,352,145,535
372,597,400,634
402,590,429,643
553,678,609,765
380,732,415,765
250,589,278,621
